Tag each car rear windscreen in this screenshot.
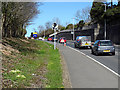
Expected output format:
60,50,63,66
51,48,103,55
100,41,113,46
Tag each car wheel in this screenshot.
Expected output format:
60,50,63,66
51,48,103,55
95,51,99,56
79,46,81,49
91,49,94,54
74,44,77,48
112,52,115,55
90,46,92,49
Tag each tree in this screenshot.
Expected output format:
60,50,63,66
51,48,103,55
52,17,60,25
59,25,66,31
90,0,120,24
38,25,44,34
75,6,91,23
45,21,52,30
77,20,85,30
90,2,105,24
66,24,73,29
1,2,41,37
118,0,120,6
37,25,45,37
52,17,63,31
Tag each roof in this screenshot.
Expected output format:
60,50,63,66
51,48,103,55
59,29,72,33
99,40,111,41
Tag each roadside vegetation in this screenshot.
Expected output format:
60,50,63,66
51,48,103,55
2,38,63,88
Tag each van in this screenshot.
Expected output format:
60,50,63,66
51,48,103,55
74,36,91,48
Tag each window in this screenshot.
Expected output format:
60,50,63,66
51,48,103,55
100,41,113,46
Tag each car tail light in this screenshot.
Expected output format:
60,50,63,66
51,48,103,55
64,40,66,42
60,39,62,42
77,39,80,41
81,42,82,46
98,41,100,46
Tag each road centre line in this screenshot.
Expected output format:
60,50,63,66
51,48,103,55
66,46,120,77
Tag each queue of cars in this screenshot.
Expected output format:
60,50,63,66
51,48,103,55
47,36,115,56
47,37,67,43
74,36,115,56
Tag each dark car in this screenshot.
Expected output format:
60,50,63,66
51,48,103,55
91,40,115,56
59,37,66,43
51,37,58,42
47,37,52,41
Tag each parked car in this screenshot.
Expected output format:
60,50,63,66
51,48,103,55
59,37,66,43
52,37,58,42
74,36,91,48
91,40,115,55
47,37,52,41
38,37,44,40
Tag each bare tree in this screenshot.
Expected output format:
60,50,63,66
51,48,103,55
52,17,62,31
45,21,52,30
2,2,41,37
75,6,91,23
52,17,60,25
38,25,44,34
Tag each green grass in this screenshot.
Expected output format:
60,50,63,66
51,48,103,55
45,43,63,88
2,38,63,88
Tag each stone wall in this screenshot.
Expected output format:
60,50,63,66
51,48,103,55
57,29,94,41
56,24,120,44
96,24,120,44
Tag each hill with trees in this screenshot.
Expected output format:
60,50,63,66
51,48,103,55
1,2,40,38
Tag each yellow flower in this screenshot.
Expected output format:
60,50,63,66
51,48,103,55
46,85,51,88
10,69,21,73
16,75,26,79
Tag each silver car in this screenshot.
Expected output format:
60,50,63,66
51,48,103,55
91,40,115,55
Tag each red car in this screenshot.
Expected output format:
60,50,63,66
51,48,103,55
59,37,66,43
47,37,52,41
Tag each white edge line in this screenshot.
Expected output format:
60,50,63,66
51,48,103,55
66,46,120,77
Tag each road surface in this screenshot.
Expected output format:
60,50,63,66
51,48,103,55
45,40,118,88
66,41,119,75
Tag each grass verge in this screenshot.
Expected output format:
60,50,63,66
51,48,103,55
2,38,63,88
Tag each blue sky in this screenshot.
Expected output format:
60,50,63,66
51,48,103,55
25,0,118,37
25,2,93,37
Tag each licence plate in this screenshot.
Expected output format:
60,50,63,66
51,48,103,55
103,50,110,52
85,43,89,45
61,40,64,42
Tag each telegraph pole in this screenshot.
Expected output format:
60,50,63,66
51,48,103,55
104,4,106,40
44,30,45,39
72,18,75,40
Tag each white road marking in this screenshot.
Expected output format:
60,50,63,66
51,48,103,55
66,46,120,77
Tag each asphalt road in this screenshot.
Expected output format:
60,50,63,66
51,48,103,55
45,40,118,88
66,40,119,75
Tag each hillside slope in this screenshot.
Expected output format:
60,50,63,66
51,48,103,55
1,38,63,88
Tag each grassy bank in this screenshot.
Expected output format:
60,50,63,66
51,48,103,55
2,38,63,88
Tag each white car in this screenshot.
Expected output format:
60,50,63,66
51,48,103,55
39,37,44,41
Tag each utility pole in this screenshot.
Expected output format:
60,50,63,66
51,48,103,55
72,18,75,40
44,30,45,39
104,4,106,40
